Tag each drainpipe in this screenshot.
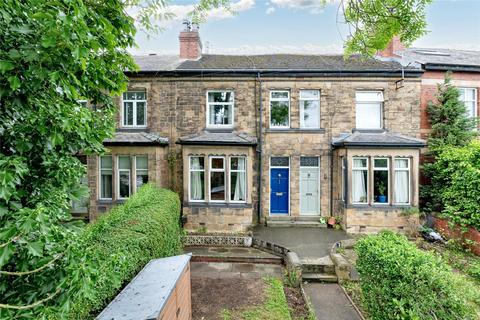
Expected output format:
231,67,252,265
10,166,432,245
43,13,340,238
330,143,334,217
257,72,263,225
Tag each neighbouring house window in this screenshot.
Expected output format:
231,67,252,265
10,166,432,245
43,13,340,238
207,91,234,127
210,157,226,202
355,91,384,129
341,157,347,202
122,91,147,127
352,158,368,203
373,158,389,204
100,156,113,199
459,87,478,119
117,156,131,199
394,158,410,204
300,90,320,128
189,156,205,201
230,157,246,202
135,156,148,189
270,91,290,128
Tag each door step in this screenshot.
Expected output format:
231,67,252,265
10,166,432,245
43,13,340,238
184,246,283,265
266,219,326,228
302,273,338,283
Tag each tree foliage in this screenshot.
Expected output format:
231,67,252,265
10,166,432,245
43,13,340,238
343,0,432,57
422,73,477,213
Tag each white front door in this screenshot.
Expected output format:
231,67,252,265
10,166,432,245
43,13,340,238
300,167,320,216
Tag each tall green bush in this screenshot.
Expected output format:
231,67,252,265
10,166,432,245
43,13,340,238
434,141,480,230
355,231,477,320
66,184,182,320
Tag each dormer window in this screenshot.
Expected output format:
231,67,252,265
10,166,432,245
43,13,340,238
207,91,234,128
122,91,147,127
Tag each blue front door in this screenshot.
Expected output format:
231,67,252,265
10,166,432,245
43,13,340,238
270,168,289,214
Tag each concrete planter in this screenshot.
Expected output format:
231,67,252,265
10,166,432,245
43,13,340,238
433,216,480,256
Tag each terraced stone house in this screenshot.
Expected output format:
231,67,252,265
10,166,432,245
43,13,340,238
77,28,427,234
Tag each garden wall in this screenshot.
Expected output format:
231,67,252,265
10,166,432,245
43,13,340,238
433,216,480,256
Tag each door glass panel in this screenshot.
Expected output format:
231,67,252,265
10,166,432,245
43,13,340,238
271,157,289,167
300,157,319,167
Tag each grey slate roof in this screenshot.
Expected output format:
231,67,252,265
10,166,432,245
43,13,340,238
104,131,169,146
97,254,191,320
177,131,257,146
332,131,425,148
399,48,480,71
133,54,421,74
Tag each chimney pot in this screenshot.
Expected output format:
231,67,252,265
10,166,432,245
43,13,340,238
179,27,202,60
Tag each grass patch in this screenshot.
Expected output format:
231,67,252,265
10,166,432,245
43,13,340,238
220,278,292,320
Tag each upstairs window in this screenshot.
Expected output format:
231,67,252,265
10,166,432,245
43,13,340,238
207,91,234,128
459,87,477,119
300,90,320,129
270,91,290,128
122,91,147,127
356,91,383,129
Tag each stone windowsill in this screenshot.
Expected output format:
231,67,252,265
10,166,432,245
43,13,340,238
266,128,326,133
346,204,413,210
185,202,252,209
96,199,126,205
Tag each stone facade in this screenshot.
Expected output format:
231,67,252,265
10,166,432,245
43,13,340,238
86,74,423,234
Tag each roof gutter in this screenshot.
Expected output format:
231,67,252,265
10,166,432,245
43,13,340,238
332,143,426,148
424,63,480,73
257,72,263,225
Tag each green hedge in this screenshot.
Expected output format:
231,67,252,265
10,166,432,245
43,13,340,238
434,141,480,230
68,184,182,319
355,231,477,320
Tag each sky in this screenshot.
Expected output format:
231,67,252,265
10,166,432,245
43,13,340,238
131,0,480,55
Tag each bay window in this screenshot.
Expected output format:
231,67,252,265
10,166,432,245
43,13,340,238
136,156,149,189
352,158,368,204
270,91,290,128
207,91,234,128
373,158,389,204
230,157,246,202
394,158,410,204
122,91,147,127
189,156,205,201
355,91,384,129
118,156,131,199
210,157,226,202
458,87,477,119
300,90,320,129
100,156,113,199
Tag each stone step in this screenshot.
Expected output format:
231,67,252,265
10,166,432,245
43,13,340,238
301,256,336,275
185,246,283,265
266,220,326,228
302,273,338,283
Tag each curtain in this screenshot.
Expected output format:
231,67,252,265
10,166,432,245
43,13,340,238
191,157,203,200
395,160,409,203
352,170,367,202
233,158,246,201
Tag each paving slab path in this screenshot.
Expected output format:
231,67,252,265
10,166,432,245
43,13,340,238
303,283,362,320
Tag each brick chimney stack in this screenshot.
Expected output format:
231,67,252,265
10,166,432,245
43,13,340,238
378,36,405,58
179,21,202,60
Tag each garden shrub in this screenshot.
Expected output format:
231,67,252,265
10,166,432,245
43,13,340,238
434,141,480,230
67,184,182,319
355,231,477,320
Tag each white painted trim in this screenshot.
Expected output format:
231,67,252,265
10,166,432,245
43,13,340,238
120,91,148,129
393,157,411,205
209,156,226,203
116,155,131,200
98,155,113,200
355,90,384,130
229,156,247,203
206,90,235,129
458,87,478,119
188,155,206,203
299,156,320,216
299,90,321,129
269,156,290,216
372,157,390,205
269,90,291,129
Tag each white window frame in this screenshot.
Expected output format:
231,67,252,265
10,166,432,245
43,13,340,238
188,156,206,203
352,157,369,205
99,155,113,200
117,155,131,200
206,90,235,129
269,90,290,129
341,157,347,202
121,91,147,128
209,156,226,203
394,158,411,205
299,90,320,129
372,157,390,205
134,155,148,192
458,87,478,119
355,91,384,129
229,156,247,203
